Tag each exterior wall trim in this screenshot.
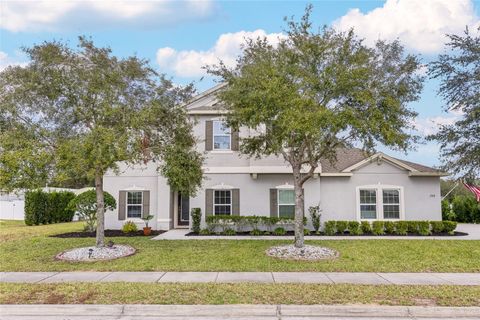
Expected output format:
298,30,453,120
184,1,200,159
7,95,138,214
342,153,418,173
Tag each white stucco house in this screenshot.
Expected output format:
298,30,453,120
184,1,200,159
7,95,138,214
104,84,446,231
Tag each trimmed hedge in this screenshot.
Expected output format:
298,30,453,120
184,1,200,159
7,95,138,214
25,190,76,225
323,220,457,236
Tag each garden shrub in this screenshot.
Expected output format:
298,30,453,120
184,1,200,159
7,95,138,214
224,228,236,236
199,228,211,235
308,205,321,233
324,221,336,235
360,221,371,234
372,221,385,235
25,190,76,226
417,221,431,236
348,221,361,235
68,190,116,232
407,221,419,234
430,221,444,233
122,221,138,233
395,221,408,235
336,221,348,234
304,228,311,236
443,221,457,235
273,227,286,236
190,208,202,233
250,228,263,236
384,221,395,234
451,195,480,223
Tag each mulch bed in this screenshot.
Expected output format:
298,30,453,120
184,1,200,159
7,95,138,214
51,230,166,238
185,231,468,237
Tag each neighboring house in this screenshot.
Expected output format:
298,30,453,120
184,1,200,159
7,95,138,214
103,84,447,230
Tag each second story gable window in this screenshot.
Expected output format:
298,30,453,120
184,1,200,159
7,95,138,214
213,120,231,150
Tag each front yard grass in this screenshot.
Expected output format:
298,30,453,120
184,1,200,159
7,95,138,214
1,220,479,272
0,283,479,306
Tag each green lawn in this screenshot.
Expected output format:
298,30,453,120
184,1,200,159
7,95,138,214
1,283,479,306
1,220,479,272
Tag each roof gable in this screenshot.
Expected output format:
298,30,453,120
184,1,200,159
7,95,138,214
185,83,227,114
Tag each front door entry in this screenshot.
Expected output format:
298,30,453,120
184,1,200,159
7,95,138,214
177,192,189,226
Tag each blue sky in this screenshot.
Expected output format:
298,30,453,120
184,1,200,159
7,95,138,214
1,0,479,168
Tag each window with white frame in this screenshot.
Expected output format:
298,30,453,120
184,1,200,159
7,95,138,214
359,189,377,219
382,189,400,219
278,189,295,219
214,190,231,215
127,191,142,218
213,120,231,150
358,187,402,220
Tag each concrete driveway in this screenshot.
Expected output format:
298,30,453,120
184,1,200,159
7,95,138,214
1,304,480,319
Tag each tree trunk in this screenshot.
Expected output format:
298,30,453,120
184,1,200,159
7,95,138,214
293,166,305,248
95,170,105,248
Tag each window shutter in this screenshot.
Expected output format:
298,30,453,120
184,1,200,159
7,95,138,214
205,120,213,151
231,129,239,151
270,189,278,217
205,189,213,216
118,191,126,221
142,191,150,218
169,191,174,229
232,188,240,215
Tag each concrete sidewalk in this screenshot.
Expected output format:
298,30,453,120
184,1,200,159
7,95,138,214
1,304,480,319
152,223,480,240
2,271,479,285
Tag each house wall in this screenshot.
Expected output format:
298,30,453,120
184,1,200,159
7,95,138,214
319,161,441,221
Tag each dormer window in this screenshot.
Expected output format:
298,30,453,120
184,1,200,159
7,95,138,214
213,120,231,150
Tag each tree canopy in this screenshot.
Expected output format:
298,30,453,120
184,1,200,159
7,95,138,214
428,27,480,178
0,37,203,246
208,6,424,247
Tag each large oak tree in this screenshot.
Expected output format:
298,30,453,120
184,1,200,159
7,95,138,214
208,7,424,247
0,37,203,247
428,27,479,179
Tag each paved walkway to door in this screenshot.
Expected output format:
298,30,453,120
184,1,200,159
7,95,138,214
1,272,479,285
152,223,480,240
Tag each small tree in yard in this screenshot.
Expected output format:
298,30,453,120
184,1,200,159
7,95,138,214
208,6,424,248
0,37,203,247
68,190,116,232
428,27,480,178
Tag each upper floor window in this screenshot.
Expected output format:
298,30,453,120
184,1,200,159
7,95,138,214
213,120,231,150
127,191,142,218
358,186,403,220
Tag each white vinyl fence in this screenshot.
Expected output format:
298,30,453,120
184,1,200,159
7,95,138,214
0,193,25,220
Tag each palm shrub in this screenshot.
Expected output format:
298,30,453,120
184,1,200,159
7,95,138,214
308,205,321,234
443,221,457,235
360,221,372,234
336,221,348,234
384,221,395,234
372,221,385,235
348,221,361,235
304,228,311,236
430,221,444,233
324,221,336,235
190,208,202,233
418,221,431,236
273,227,286,235
395,221,408,235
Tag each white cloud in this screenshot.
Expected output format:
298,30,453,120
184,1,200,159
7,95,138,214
0,51,27,71
413,113,460,136
333,0,479,53
0,0,215,32
156,29,285,77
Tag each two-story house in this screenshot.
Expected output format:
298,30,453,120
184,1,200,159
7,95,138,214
103,84,446,231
